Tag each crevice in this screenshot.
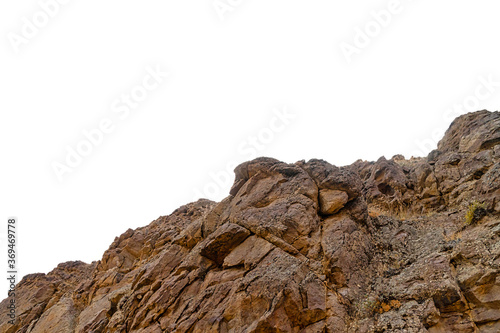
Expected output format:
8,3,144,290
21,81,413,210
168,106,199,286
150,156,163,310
479,137,500,151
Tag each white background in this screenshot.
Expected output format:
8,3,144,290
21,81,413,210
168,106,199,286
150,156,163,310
1,0,499,297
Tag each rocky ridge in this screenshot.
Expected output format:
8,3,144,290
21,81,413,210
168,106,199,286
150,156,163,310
1,110,499,332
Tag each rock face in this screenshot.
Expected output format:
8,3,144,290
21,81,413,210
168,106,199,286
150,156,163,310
1,110,499,333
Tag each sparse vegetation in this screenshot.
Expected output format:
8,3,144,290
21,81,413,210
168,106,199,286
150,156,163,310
464,200,487,225
354,296,379,317
374,200,414,220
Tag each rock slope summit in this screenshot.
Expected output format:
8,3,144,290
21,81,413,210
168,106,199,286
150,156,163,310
2,110,500,332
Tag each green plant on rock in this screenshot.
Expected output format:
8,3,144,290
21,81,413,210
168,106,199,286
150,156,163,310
464,200,487,225
353,295,379,317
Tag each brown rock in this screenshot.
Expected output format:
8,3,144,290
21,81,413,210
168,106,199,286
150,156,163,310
199,222,251,265
3,110,500,333
319,189,349,215
223,235,274,270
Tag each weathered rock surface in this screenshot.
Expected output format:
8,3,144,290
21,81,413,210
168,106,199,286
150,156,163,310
1,110,499,332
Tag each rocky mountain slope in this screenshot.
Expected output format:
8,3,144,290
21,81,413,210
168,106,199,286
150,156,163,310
1,110,499,333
